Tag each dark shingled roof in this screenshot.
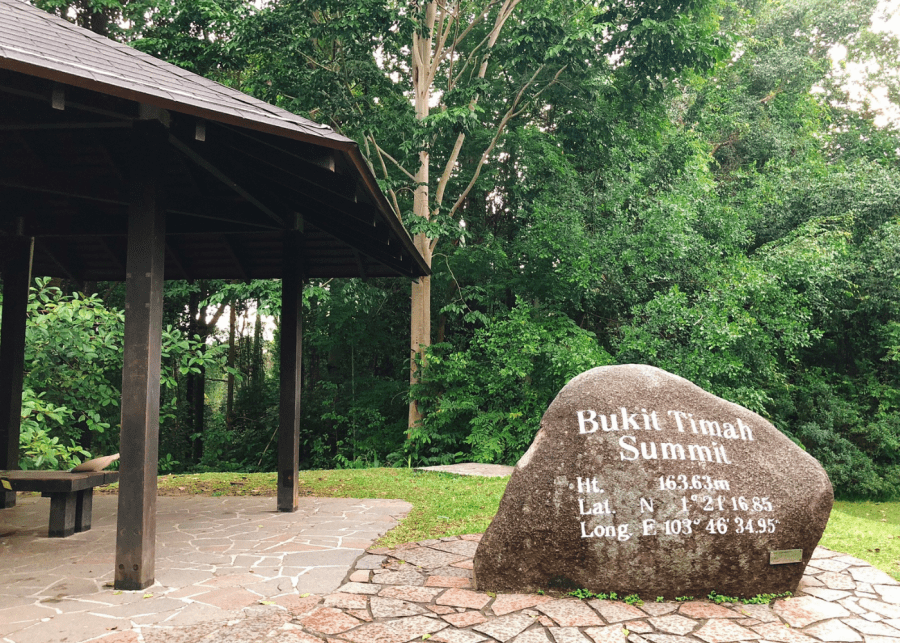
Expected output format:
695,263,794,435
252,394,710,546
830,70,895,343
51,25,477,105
0,0,349,147
0,0,429,281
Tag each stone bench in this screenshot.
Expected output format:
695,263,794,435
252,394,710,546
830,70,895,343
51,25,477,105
0,470,119,537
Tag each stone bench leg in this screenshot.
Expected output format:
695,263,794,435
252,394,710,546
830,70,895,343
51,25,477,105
75,489,92,533
46,491,77,537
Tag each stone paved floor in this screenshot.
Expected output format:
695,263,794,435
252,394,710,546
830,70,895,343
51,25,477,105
132,538,900,643
3,495,899,643
0,494,411,643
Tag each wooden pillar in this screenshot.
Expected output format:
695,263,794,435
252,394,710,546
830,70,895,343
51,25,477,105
278,229,303,512
0,230,33,508
114,121,167,590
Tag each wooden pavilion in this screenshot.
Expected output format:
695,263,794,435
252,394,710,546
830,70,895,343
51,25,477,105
0,0,428,590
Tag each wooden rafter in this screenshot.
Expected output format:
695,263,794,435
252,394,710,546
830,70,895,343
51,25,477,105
220,234,250,282
167,133,285,227
165,240,192,282
36,238,78,281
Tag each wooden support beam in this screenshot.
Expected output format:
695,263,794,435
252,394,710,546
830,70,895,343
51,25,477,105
114,122,167,590
302,218,413,278
239,162,384,233
36,239,78,282
51,85,65,111
355,251,368,280
216,130,359,204
0,121,132,131
221,234,249,282
165,240,192,282
3,176,278,232
278,230,303,512
169,209,283,231
0,171,127,206
168,134,285,227
0,72,149,123
100,237,126,274
220,124,339,172
0,232,34,508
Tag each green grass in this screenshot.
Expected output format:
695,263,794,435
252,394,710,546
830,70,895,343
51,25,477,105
143,468,508,547
110,469,900,580
819,501,900,581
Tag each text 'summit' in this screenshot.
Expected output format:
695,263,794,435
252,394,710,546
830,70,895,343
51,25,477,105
576,408,754,465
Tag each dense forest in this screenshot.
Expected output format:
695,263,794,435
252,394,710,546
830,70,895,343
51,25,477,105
4,0,899,500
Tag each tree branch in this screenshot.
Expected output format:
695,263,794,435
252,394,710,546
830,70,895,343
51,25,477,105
436,0,526,215
300,51,338,73
450,0,499,51
428,2,453,87
369,135,416,182
452,33,491,87
205,301,229,331
446,64,547,223
368,135,403,217
435,131,466,211
439,0,501,89
449,0,520,89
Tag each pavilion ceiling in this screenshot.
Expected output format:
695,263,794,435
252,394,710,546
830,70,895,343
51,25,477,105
0,0,428,282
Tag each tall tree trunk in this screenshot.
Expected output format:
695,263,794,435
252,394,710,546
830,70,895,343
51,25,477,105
405,1,528,430
408,1,437,430
185,289,199,458
226,302,236,432
191,283,209,464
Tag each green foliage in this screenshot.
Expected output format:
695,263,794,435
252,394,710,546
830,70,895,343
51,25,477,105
18,389,90,470
21,278,124,459
566,588,622,601
21,0,900,500
408,300,613,465
160,325,230,429
707,590,792,604
596,0,730,95
123,0,249,78
158,452,181,475
4,278,230,470
299,279,412,470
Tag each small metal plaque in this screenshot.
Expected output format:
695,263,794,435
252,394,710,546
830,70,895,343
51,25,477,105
770,549,803,565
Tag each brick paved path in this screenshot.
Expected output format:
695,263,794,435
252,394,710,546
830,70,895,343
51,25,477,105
113,536,900,643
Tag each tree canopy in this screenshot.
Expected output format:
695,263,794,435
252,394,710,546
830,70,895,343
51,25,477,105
7,0,900,499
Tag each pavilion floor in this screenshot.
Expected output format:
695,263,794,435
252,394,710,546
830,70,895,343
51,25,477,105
0,493,410,642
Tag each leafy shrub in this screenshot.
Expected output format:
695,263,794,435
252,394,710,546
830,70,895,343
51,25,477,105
18,388,90,470
408,299,613,465
23,278,124,456
7,278,231,470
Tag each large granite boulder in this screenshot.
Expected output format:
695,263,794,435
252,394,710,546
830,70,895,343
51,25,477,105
473,365,833,599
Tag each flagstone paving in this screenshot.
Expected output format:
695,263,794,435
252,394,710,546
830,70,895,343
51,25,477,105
2,494,900,643
0,493,410,643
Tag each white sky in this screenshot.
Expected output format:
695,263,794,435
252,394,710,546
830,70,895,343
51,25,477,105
830,0,900,126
